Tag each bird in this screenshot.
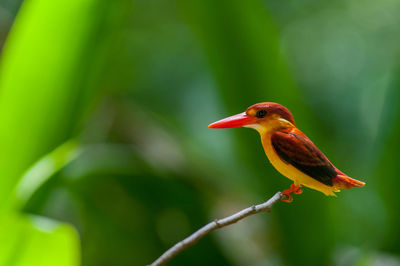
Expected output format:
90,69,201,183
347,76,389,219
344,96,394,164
208,102,365,202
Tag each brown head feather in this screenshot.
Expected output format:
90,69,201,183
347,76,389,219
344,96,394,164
246,102,296,126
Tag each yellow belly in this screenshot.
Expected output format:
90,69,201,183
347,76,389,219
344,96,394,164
261,134,339,196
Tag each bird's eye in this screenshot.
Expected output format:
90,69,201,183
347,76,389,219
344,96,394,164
255,110,267,118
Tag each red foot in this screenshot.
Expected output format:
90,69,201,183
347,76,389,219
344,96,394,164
281,184,303,203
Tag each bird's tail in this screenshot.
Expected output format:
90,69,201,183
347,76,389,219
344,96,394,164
333,174,365,189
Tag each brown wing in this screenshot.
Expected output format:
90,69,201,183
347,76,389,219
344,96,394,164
271,129,337,186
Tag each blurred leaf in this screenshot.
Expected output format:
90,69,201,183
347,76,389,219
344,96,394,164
0,0,132,264
16,141,80,205
0,0,130,209
0,214,79,266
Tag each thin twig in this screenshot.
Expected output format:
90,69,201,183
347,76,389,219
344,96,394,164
149,191,287,266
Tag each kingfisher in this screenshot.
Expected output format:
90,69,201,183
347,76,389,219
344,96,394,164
209,102,365,202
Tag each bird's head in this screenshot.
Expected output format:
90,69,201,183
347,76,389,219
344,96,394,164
208,102,296,133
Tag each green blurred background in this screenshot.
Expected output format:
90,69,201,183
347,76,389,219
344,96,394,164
0,0,399,265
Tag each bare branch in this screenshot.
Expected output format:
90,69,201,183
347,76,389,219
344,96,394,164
149,191,287,266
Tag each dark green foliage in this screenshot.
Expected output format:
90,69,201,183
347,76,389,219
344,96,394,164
0,0,400,265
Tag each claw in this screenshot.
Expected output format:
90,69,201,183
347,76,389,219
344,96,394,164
281,184,303,203
281,194,293,203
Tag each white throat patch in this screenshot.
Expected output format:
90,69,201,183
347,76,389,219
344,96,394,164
243,124,264,131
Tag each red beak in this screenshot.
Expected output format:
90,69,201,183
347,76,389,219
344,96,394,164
208,112,256,128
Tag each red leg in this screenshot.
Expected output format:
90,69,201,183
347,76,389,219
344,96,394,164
293,184,303,194
281,184,303,203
